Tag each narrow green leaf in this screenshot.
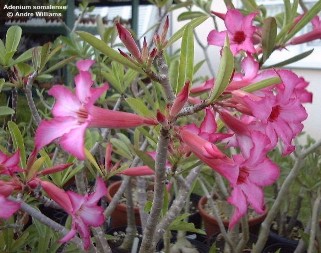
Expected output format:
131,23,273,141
123,68,138,89
240,0,258,11
77,31,144,73
168,1,193,12
0,78,4,92
262,17,277,62
10,47,33,66
193,60,206,75
177,11,206,21
84,148,104,176
110,138,133,159
0,39,6,64
283,0,292,26
46,45,63,61
169,59,179,93
285,0,321,42
242,77,281,93
133,148,155,170
166,15,208,48
0,106,15,116
263,49,314,69
5,26,22,53
176,24,194,93
43,56,76,74
208,38,234,102
7,121,26,168
40,43,51,71
101,70,122,93
126,97,155,118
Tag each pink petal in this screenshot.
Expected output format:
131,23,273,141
35,117,80,150
59,228,77,244
190,78,214,94
121,166,155,176
79,205,105,227
242,12,257,35
67,191,85,213
225,9,244,33
0,195,20,219
76,59,95,71
75,71,94,104
207,30,227,47
228,187,247,228
88,84,109,105
75,220,91,250
200,109,217,134
0,151,7,163
89,106,157,128
241,182,265,214
49,86,81,118
41,181,73,213
248,159,280,186
87,177,107,205
242,56,259,80
59,123,88,160
170,81,190,118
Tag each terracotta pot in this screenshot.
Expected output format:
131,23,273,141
198,196,267,238
106,181,141,228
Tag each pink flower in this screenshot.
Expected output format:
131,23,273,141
290,16,321,45
35,60,156,160
41,177,107,250
230,70,308,155
217,132,279,228
0,195,20,219
184,108,232,143
190,78,214,95
180,128,238,184
208,9,257,55
0,150,22,176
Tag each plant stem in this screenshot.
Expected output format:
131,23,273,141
154,166,201,243
139,127,170,253
137,177,148,230
24,71,41,125
253,139,321,253
92,227,112,253
198,177,235,253
9,196,85,252
308,190,321,253
236,216,249,252
120,177,138,251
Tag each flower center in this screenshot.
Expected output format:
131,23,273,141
268,105,281,122
76,107,89,124
237,166,249,184
233,31,246,44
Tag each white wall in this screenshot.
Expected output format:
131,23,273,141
171,4,321,141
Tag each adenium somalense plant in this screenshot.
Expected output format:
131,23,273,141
1,0,321,253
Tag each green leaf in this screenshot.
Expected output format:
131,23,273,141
39,43,51,71
242,77,281,93
284,0,321,42
110,138,133,159
169,59,179,93
10,47,33,66
262,17,277,63
169,214,206,234
0,78,4,92
166,15,208,49
101,70,122,93
240,0,258,11
193,60,206,75
0,40,6,65
5,26,22,53
176,24,194,93
85,148,104,176
0,106,15,116
208,37,234,102
177,11,206,21
168,1,193,11
42,56,76,74
7,121,26,168
126,97,155,118
4,51,15,65
77,31,144,73
263,49,314,69
133,148,155,170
